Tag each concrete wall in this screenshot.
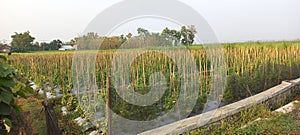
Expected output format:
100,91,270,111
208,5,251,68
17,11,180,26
139,78,300,135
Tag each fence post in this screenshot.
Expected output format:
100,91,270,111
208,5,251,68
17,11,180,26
43,82,62,135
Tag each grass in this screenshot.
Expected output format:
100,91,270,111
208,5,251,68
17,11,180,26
234,114,300,134
10,95,89,135
188,99,300,135
10,96,46,135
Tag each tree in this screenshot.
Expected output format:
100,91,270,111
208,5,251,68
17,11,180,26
180,25,196,45
75,32,100,50
145,33,171,47
11,31,35,52
29,42,41,51
162,27,181,46
187,25,196,45
181,26,188,45
137,28,149,38
49,39,63,50
136,28,150,48
120,34,127,44
40,40,62,51
64,39,76,45
126,33,133,39
162,27,172,42
171,30,181,46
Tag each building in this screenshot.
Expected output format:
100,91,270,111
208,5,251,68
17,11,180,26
0,44,11,55
58,45,75,51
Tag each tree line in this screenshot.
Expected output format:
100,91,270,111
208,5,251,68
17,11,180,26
76,25,196,50
7,31,75,52
7,25,197,52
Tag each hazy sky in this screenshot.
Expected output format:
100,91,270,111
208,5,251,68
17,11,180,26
1,0,300,43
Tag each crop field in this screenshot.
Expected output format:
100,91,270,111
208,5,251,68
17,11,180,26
6,41,300,134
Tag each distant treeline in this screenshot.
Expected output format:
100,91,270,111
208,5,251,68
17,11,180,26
7,25,197,52
76,25,196,50
4,31,75,52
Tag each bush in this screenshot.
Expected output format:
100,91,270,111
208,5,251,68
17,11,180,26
0,55,34,133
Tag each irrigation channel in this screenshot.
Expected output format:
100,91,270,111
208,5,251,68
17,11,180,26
33,80,229,135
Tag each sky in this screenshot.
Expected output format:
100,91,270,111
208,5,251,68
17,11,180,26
0,0,300,43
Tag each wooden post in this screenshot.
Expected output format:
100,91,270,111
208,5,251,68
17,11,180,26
43,82,62,135
107,76,112,135
43,82,48,106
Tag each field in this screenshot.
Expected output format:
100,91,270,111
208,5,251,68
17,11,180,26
6,41,300,134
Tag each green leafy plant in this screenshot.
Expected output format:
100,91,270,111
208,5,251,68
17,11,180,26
0,55,34,134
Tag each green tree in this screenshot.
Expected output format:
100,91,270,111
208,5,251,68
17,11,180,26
137,28,150,38
29,42,41,51
11,31,35,52
162,27,181,46
40,40,62,51
120,34,127,44
75,32,100,50
181,25,196,45
40,42,48,51
187,25,196,45
49,39,63,50
64,39,76,45
162,27,172,43
102,36,122,49
171,30,181,46
146,33,171,47
126,33,133,39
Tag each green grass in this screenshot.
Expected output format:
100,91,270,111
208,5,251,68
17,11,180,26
11,95,88,135
11,96,46,135
188,101,300,135
233,114,300,134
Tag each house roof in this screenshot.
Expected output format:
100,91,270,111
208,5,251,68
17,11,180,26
0,44,11,53
0,44,11,49
61,45,74,49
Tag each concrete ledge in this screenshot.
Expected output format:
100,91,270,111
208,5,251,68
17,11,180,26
139,78,300,135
